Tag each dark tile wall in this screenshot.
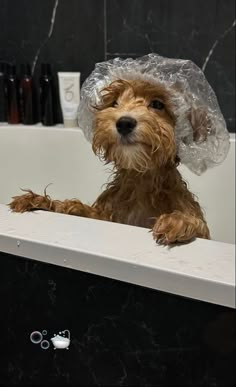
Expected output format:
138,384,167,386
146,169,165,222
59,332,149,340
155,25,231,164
0,0,235,130
0,0,105,81
1,251,236,386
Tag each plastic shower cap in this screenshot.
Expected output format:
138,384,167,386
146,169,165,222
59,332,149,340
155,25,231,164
78,53,230,175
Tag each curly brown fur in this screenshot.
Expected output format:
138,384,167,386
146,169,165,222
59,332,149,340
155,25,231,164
9,79,210,244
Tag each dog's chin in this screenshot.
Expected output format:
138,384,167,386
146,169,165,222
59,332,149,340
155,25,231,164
107,143,154,173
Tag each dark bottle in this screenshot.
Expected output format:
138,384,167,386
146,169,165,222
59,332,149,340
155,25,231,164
19,64,36,125
6,64,20,124
39,63,56,126
0,63,7,122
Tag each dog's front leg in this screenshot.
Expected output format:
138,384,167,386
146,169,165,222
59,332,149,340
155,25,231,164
9,190,105,220
152,210,210,245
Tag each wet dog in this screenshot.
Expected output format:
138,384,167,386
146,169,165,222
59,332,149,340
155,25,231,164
9,79,210,244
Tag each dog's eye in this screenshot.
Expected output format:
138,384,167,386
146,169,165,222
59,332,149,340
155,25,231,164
112,101,118,108
149,100,164,110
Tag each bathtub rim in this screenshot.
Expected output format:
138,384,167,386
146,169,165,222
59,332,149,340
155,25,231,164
0,204,235,309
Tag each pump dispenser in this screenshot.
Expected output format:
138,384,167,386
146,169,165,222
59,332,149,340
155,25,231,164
39,63,56,126
20,64,36,125
0,63,7,122
6,64,20,124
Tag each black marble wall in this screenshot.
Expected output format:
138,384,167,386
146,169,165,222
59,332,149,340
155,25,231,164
0,0,235,131
1,251,235,386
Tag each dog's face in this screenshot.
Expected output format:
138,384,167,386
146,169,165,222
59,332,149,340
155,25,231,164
92,79,176,172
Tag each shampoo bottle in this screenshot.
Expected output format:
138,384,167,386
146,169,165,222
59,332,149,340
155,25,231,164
6,64,20,124
39,63,56,126
0,63,7,123
19,64,36,125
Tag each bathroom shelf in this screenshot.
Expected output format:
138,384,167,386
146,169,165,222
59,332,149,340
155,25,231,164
0,123,80,131
0,204,235,309
1,123,235,140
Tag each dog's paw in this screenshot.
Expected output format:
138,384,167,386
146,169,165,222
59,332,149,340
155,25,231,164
9,190,51,213
152,211,209,245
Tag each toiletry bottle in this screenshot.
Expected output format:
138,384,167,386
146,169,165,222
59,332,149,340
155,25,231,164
58,72,81,128
6,64,20,124
0,63,7,123
19,64,36,125
39,63,56,126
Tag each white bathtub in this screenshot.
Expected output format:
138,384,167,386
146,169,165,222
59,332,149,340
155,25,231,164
0,125,235,244
0,124,235,308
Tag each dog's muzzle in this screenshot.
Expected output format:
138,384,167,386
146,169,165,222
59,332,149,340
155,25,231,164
116,116,137,136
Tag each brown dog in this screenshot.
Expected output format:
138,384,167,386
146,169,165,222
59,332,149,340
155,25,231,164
10,79,210,244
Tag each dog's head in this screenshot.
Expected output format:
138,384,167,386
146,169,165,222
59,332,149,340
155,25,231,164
78,55,229,175
92,79,177,172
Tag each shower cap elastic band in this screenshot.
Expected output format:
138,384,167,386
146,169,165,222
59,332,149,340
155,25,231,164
78,53,230,175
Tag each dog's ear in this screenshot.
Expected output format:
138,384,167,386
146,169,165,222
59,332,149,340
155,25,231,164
187,106,214,143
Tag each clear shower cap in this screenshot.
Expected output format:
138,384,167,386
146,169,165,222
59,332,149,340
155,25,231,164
78,53,230,175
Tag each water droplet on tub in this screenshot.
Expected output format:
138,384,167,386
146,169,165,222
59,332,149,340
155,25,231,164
30,331,42,344
17,240,21,247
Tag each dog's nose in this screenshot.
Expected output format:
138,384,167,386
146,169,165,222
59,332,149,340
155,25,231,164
116,116,137,136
